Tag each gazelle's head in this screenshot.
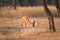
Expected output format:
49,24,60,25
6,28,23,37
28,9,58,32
32,20,35,27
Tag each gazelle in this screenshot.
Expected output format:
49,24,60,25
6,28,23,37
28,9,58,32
20,16,35,27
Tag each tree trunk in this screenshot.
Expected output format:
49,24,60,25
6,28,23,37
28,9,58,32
13,0,16,9
43,0,56,32
18,0,25,6
0,5,1,9
28,0,34,6
0,0,4,9
2,0,4,7
55,0,60,12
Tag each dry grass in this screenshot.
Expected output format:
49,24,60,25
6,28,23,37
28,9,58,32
0,17,60,40
0,6,60,40
0,6,59,18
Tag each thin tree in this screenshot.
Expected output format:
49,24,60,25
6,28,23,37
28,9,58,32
28,0,34,6
1,0,4,7
1,0,16,9
43,0,56,32
13,0,16,9
18,0,24,6
0,5,1,9
55,0,60,12
0,0,2,9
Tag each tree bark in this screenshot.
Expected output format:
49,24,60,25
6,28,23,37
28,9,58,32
55,0,60,12
28,0,34,6
18,0,25,6
2,0,4,7
0,0,4,9
13,0,16,9
43,0,56,32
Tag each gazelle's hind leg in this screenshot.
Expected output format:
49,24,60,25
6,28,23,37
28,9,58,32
20,19,27,27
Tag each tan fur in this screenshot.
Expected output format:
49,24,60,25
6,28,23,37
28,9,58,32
20,16,35,27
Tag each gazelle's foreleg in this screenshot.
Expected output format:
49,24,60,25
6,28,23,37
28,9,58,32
26,18,35,27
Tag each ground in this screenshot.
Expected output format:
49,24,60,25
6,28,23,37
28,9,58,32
0,17,60,40
0,6,60,40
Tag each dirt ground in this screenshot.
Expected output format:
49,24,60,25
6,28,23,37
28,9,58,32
0,17,60,40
